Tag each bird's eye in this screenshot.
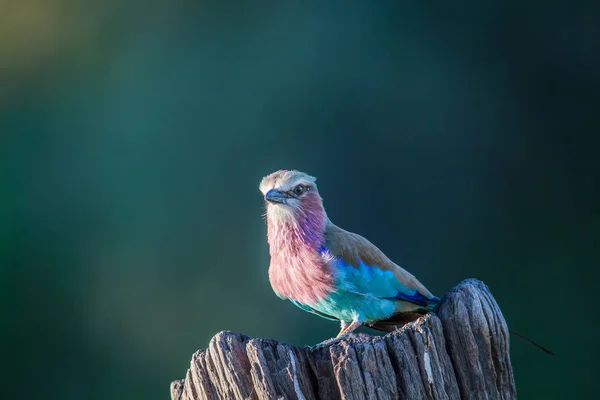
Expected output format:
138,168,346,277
293,185,304,195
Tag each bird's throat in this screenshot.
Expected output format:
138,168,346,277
266,200,327,251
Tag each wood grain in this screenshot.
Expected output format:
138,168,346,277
171,279,515,400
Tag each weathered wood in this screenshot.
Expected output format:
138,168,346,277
171,279,516,400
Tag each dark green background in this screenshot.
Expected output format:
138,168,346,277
1,1,598,399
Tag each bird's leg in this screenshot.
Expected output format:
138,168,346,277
336,319,362,339
311,320,361,350
333,320,350,339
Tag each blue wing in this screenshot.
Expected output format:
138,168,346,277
320,224,440,312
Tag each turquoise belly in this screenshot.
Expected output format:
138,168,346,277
310,290,397,323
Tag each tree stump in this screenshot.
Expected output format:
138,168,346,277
170,279,516,400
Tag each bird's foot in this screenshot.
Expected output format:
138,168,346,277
310,320,364,351
310,336,346,351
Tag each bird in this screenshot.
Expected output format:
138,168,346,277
259,169,439,339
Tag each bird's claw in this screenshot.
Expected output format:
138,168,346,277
310,336,345,351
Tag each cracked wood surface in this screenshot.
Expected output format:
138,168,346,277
171,279,516,400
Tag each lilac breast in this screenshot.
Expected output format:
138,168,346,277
266,200,333,305
269,250,333,305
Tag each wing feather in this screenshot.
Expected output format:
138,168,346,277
324,222,436,304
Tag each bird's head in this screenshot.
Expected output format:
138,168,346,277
259,170,326,225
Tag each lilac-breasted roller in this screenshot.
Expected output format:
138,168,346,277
259,169,440,339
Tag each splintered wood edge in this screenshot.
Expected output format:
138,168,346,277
170,279,515,400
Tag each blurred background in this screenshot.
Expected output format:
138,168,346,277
1,1,599,399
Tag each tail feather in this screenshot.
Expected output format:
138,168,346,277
368,296,440,332
368,310,430,332
510,330,555,356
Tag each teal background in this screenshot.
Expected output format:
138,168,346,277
1,1,598,399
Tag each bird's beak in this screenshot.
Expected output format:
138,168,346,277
265,189,290,204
